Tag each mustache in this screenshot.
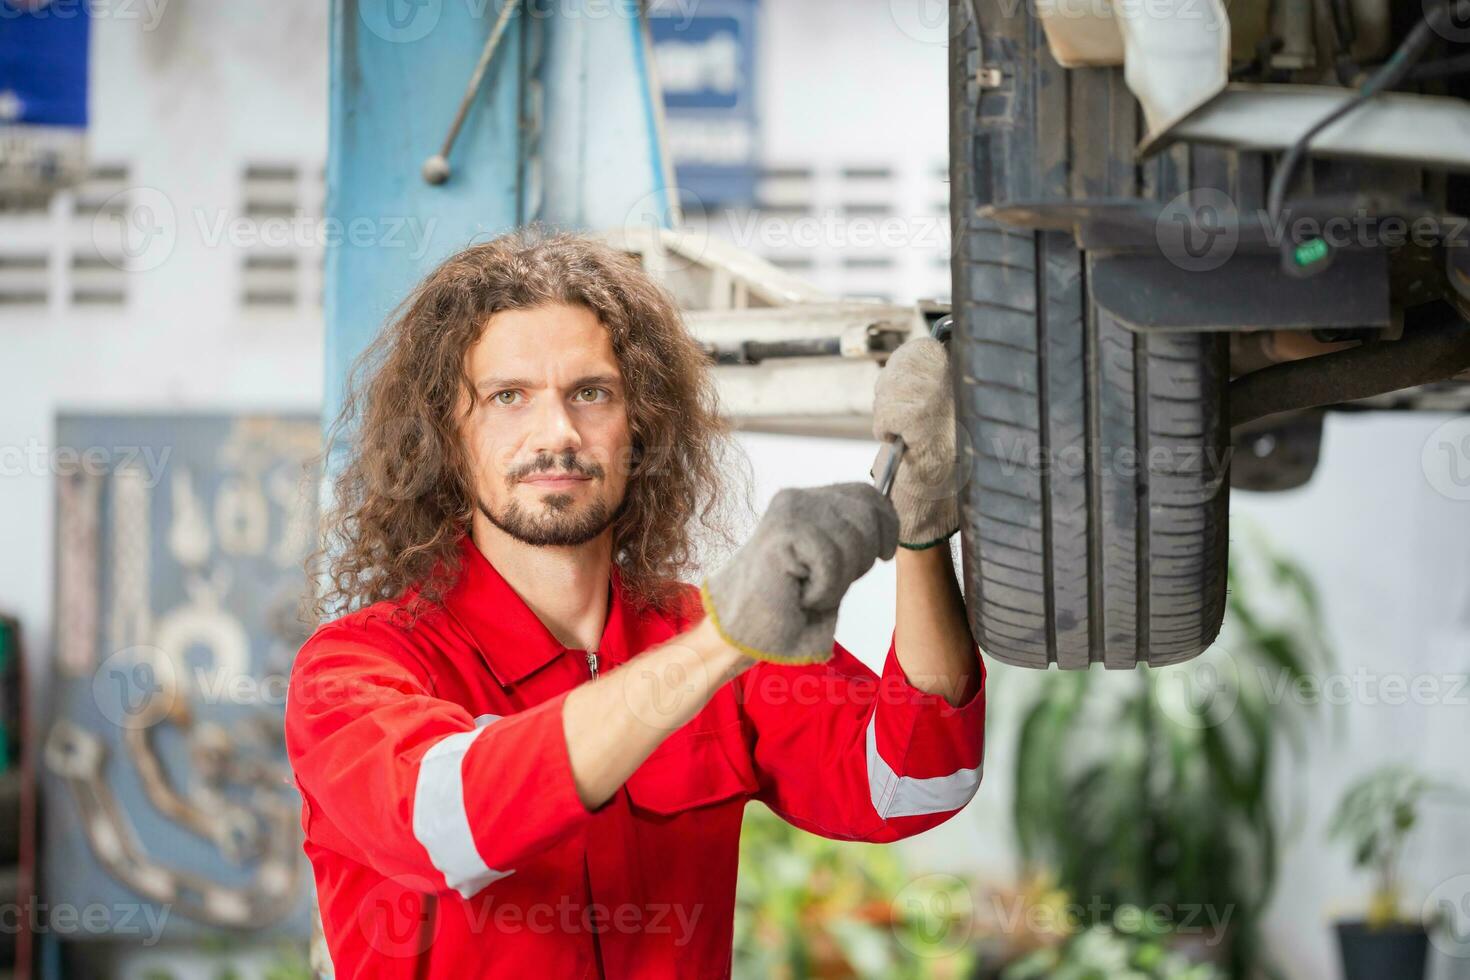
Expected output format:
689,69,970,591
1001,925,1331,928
507,451,605,485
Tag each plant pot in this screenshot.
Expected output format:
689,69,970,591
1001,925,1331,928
1334,919,1430,980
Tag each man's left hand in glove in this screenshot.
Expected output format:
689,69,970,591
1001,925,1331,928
872,335,961,550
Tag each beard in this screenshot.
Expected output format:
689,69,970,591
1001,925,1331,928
477,449,618,547
477,493,615,547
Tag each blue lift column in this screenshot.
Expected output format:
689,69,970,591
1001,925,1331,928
323,0,674,437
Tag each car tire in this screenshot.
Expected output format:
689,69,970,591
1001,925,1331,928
949,1,1232,669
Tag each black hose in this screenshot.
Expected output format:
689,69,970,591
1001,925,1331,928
1267,0,1470,275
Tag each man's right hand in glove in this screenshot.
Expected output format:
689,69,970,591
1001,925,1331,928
700,482,899,665
561,482,897,808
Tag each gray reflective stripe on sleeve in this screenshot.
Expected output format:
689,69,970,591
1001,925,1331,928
865,711,983,820
412,713,515,899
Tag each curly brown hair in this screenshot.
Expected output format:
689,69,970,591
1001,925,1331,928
305,225,743,626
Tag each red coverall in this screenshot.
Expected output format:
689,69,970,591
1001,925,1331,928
285,532,987,978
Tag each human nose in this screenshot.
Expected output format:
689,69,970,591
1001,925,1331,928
525,391,583,458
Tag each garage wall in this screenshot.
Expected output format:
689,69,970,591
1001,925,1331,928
1241,416,1470,980
0,3,330,706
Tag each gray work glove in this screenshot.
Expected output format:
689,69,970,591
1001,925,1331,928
700,483,899,665
872,336,961,549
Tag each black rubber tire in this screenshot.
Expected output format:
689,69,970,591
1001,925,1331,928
949,4,1231,669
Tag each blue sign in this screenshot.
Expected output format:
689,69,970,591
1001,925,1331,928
648,0,758,206
0,0,91,126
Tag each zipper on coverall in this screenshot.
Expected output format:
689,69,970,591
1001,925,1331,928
582,648,604,976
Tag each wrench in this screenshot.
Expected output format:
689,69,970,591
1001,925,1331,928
872,314,953,497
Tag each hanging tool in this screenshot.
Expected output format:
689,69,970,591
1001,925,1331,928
422,0,522,185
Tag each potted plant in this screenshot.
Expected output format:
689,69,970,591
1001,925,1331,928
1001,909,1227,980
1327,765,1463,980
1008,531,1333,977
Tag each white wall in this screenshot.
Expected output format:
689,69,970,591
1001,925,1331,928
1242,415,1470,980
0,3,330,695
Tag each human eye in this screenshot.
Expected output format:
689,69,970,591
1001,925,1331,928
574,386,609,403
488,389,521,406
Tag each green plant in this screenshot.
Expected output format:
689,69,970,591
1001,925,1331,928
1010,531,1332,976
1328,765,1464,928
734,801,975,979
142,940,311,980
1003,907,1227,980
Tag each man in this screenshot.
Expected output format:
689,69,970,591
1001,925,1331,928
287,228,986,978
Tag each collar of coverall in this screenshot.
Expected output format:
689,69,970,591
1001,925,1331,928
441,530,635,688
